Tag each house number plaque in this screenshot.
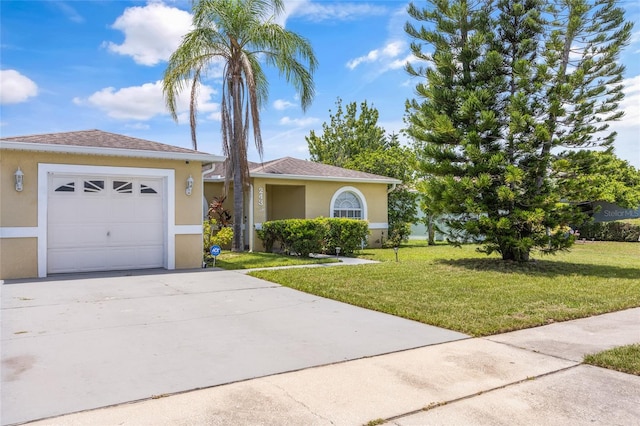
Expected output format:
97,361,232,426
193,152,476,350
258,187,264,206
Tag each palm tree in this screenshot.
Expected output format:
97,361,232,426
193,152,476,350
163,0,317,251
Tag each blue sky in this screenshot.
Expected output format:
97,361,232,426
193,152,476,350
1,0,639,168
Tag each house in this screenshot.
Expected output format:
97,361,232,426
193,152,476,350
203,157,401,251
0,130,223,280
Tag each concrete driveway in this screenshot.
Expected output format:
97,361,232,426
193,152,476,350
1,269,467,425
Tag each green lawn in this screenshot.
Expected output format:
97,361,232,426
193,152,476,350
584,344,640,376
208,251,338,270
249,242,640,336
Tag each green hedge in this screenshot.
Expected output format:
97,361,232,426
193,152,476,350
257,218,369,256
578,221,640,242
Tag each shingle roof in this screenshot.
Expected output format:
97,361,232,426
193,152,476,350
204,156,401,183
1,129,196,153
0,129,223,162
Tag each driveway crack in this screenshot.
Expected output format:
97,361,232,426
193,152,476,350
267,380,336,425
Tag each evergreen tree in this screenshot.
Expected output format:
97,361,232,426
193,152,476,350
405,0,632,261
307,98,388,169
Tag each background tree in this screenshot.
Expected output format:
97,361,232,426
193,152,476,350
405,0,632,261
415,179,447,245
553,151,640,213
306,98,418,244
307,98,387,169
164,0,317,251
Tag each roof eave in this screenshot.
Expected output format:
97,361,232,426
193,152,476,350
0,141,225,163
204,172,401,184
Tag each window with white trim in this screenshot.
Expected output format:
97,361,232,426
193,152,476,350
333,191,363,219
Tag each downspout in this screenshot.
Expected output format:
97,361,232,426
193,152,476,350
248,183,254,252
387,183,397,193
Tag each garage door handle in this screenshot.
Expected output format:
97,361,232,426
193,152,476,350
107,231,110,236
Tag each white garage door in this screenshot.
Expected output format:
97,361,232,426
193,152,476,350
47,175,165,274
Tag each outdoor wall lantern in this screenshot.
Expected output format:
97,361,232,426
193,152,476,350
186,175,194,196
15,167,24,192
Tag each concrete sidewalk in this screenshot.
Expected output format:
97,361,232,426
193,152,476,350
231,254,379,274
26,307,639,426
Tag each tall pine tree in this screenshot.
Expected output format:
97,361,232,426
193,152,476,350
405,0,632,261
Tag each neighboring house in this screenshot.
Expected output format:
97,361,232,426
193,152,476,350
203,157,401,251
0,130,223,280
409,213,447,242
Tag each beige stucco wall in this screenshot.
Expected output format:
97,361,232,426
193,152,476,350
1,151,39,227
0,149,207,280
175,234,203,269
251,178,389,225
0,238,38,279
205,178,390,251
267,184,305,220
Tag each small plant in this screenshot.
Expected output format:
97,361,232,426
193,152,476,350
203,218,233,252
208,195,232,227
384,221,411,248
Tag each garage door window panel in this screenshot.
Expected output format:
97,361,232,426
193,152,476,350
141,184,158,194
54,182,75,192
84,180,105,193
113,181,133,194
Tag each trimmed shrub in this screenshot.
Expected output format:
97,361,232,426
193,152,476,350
257,218,369,256
578,220,640,242
281,219,325,257
320,218,369,256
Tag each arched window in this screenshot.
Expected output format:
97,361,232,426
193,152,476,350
330,187,367,220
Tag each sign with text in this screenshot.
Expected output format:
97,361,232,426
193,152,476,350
592,202,640,223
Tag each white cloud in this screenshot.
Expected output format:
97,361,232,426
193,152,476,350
106,2,193,66
0,70,38,104
276,0,387,26
616,74,640,128
346,41,406,70
630,30,640,45
287,1,387,23
52,1,84,23
75,80,219,121
125,123,150,130
279,116,319,127
605,74,640,168
273,99,296,110
206,111,222,121
387,53,416,71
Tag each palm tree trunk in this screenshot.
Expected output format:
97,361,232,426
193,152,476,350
231,73,244,252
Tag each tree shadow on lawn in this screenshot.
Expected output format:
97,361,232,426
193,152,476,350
436,257,640,279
